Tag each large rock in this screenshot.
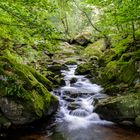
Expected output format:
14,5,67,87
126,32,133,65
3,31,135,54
74,32,92,46
95,59,138,95
75,62,97,76
0,55,58,128
94,93,140,126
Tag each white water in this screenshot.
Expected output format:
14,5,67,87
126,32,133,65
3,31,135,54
53,65,113,140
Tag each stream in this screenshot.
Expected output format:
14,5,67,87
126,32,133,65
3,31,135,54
3,64,140,140
53,65,112,137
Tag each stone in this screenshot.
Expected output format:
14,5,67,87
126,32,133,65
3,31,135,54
65,60,77,65
70,77,77,84
68,103,81,110
74,32,92,46
94,93,140,126
0,55,58,128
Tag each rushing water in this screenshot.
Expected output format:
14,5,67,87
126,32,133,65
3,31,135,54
3,65,140,140
54,65,112,132
50,65,140,140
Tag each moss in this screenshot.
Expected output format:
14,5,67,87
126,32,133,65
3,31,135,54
0,53,58,119
32,90,45,117
29,67,53,90
81,39,105,61
74,32,92,46
97,59,138,88
119,61,137,84
120,50,140,62
111,35,133,55
65,60,77,65
75,62,95,75
95,93,140,124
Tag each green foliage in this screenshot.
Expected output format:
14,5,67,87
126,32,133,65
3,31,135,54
0,0,62,50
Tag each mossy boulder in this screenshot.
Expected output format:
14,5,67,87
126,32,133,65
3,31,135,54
74,32,92,46
96,59,138,94
81,39,106,61
75,62,97,75
47,63,62,75
65,60,77,65
0,55,58,128
70,77,77,84
94,93,140,126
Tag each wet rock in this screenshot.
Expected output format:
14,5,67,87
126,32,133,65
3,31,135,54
53,90,62,96
61,64,69,70
94,93,140,126
62,92,77,98
65,60,77,65
62,95,75,102
68,93,81,98
68,103,81,110
92,98,99,106
70,77,77,84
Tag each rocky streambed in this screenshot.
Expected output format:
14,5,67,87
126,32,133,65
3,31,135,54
1,41,140,140
2,64,140,140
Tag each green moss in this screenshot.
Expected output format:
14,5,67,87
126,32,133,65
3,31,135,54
81,39,105,61
29,67,53,90
32,90,44,117
0,53,58,118
65,60,77,65
111,35,133,55
75,62,95,75
120,50,140,62
95,93,140,124
119,61,137,84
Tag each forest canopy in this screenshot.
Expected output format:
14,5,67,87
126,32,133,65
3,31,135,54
0,0,139,49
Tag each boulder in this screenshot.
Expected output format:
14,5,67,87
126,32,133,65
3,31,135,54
65,60,77,65
70,77,77,84
75,62,96,75
0,55,58,128
74,32,92,46
94,93,140,126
